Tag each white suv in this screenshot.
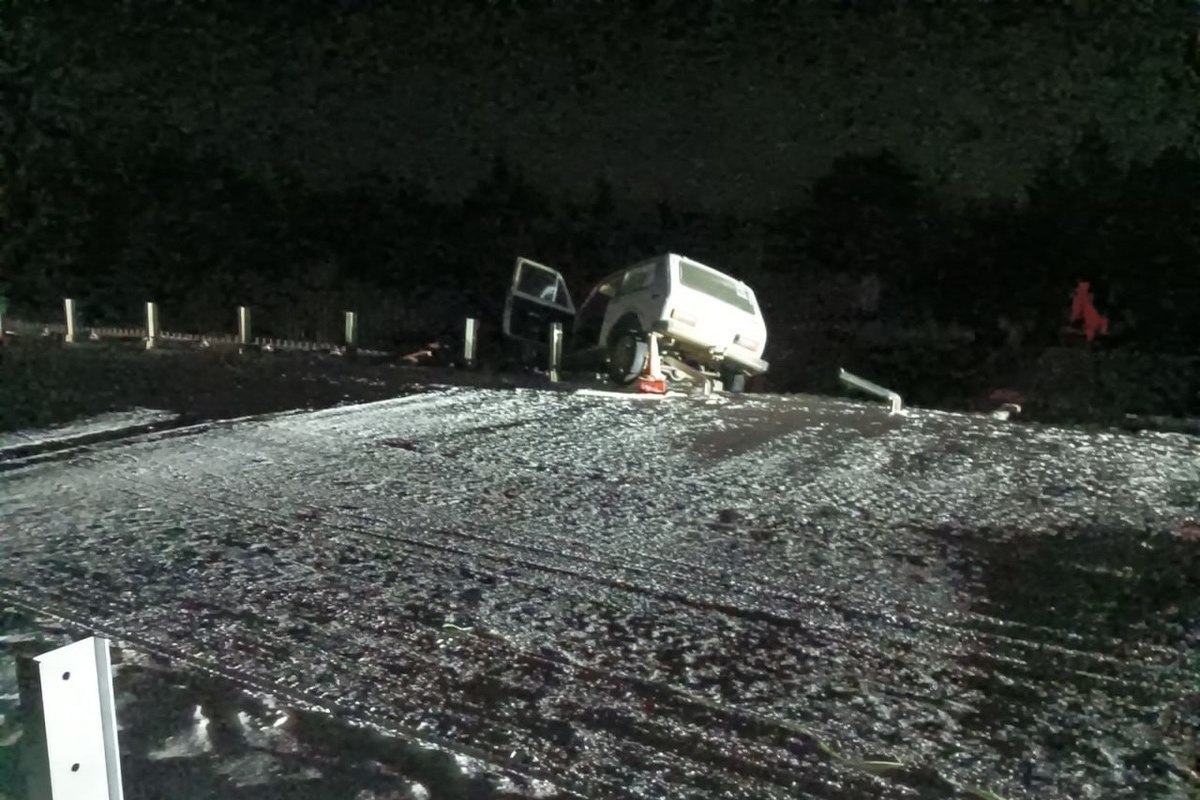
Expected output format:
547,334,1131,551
503,253,769,390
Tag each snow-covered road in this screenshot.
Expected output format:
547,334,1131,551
3,388,1198,798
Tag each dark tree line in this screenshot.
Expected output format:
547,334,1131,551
4,133,1199,354
2,0,1199,362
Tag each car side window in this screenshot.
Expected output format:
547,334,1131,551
617,265,655,297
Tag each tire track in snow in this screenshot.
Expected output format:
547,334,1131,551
7,393,1181,717
41,430,1168,701
122,398,1183,684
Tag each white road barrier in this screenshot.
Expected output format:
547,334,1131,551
838,368,904,415
34,637,125,800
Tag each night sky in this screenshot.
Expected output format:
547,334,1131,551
44,2,1199,215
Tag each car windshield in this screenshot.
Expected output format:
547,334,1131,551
677,261,755,314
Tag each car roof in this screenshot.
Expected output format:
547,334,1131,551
593,253,742,288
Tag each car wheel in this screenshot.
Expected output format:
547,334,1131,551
721,369,747,393
607,330,649,385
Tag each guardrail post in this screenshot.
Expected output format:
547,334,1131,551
237,306,251,349
463,317,478,367
548,322,563,382
63,299,78,344
33,636,125,800
343,310,358,355
144,302,160,349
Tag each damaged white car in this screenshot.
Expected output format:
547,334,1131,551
503,253,768,391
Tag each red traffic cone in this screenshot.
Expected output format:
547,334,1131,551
635,332,668,394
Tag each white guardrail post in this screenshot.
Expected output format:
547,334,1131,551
63,299,78,344
344,310,358,355
32,637,125,800
144,302,160,349
548,322,563,382
237,306,251,349
838,367,904,415
463,317,478,367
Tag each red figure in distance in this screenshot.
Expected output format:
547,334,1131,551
1070,281,1109,342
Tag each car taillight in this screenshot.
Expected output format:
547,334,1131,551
670,308,697,326
735,333,761,350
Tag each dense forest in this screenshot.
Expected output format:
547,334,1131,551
2,1,1199,382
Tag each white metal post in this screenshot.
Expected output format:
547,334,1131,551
463,317,478,367
34,637,124,800
64,299,78,344
145,301,160,349
838,368,904,415
344,310,358,352
548,322,563,382
237,306,251,347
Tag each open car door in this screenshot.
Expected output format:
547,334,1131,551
502,257,576,347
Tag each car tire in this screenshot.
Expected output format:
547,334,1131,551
607,330,649,386
721,369,747,393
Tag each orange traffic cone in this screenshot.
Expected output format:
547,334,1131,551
635,332,668,394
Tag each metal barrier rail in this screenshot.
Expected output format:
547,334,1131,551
838,367,904,415
7,305,479,369
5,318,390,357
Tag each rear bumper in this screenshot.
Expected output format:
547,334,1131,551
652,320,769,375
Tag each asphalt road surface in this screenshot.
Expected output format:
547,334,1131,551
3,388,1199,799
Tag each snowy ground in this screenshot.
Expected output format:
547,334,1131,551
0,409,179,453
2,388,1199,799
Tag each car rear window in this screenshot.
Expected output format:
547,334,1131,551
677,261,755,314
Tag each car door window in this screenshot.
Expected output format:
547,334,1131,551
504,257,576,343
517,266,562,304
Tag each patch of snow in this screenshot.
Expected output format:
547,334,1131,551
453,752,482,775
530,777,560,797
0,408,178,452
148,704,212,760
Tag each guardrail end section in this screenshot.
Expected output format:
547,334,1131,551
34,636,124,800
838,367,905,415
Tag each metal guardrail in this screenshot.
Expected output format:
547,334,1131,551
4,317,392,357
838,368,904,415
4,297,488,364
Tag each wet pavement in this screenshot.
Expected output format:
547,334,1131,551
1,388,1198,798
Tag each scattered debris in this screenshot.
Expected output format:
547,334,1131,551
991,402,1022,421
400,342,448,366
1179,517,1200,542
